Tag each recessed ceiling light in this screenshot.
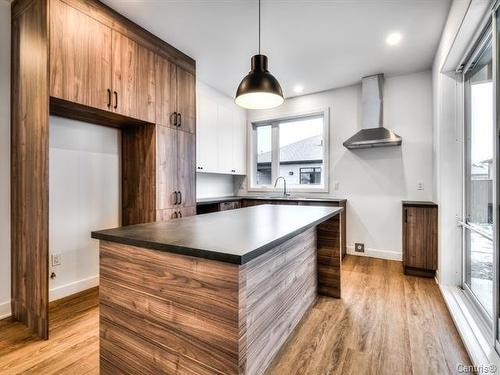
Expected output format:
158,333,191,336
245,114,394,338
386,32,402,46
293,85,304,94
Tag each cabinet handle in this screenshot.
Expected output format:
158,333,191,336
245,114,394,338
170,112,177,127
179,191,182,205
107,89,111,108
113,91,118,109
173,211,178,219
178,211,182,218
177,113,182,127
404,209,408,223
173,191,178,205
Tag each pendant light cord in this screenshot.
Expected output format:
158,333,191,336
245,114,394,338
258,0,261,54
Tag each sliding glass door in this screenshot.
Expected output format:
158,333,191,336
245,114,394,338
463,33,495,322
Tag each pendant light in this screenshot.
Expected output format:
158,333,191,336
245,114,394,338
235,0,284,109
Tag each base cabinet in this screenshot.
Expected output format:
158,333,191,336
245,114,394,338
402,202,438,277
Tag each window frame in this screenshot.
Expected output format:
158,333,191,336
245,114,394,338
248,108,330,193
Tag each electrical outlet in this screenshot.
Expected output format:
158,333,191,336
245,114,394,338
51,253,62,267
417,182,424,191
355,243,365,253
334,182,340,191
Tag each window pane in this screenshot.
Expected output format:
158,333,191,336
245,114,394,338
278,116,323,187
256,125,272,185
464,40,493,317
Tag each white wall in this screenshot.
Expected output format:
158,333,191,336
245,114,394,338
0,0,11,319
196,173,236,199
196,80,246,198
49,117,121,300
244,71,434,260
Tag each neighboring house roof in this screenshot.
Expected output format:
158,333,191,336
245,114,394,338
258,135,323,164
472,161,490,178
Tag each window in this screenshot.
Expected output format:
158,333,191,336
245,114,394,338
462,30,494,322
251,111,328,191
256,125,272,185
300,167,321,184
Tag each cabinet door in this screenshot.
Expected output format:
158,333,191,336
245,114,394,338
404,207,437,270
217,105,233,174
178,206,197,218
196,95,219,172
232,113,247,174
156,125,178,210
156,208,179,221
112,31,156,123
156,55,177,128
177,131,196,208
50,0,111,111
176,67,196,134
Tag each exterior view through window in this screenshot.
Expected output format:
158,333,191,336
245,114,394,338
463,34,494,319
254,114,326,190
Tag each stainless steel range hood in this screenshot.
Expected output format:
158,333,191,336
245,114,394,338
343,74,402,149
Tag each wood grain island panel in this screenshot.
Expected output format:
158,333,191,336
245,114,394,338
95,205,343,374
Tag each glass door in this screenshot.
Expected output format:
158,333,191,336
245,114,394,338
463,33,495,322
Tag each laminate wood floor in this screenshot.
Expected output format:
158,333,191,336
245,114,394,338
0,256,471,375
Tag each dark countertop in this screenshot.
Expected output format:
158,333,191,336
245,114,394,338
196,196,243,205
196,195,347,205
402,200,438,207
92,204,343,265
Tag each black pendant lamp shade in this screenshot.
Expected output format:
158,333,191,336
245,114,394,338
235,0,284,109
235,54,284,109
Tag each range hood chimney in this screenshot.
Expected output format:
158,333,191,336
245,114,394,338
343,74,402,149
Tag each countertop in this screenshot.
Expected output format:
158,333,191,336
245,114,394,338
92,204,343,264
196,195,347,205
402,200,438,207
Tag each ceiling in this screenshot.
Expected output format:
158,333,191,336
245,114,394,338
102,0,451,98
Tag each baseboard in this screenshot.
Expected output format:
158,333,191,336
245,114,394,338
346,246,402,261
49,275,99,302
0,275,99,320
0,300,11,320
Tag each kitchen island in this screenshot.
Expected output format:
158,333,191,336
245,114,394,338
91,204,343,375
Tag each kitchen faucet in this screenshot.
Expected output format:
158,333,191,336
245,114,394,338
274,176,291,197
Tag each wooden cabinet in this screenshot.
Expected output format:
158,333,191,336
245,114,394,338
155,56,177,128
402,202,438,277
155,56,196,221
219,201,241,211
156,125,178,210
112,31,156,123
13,0,196,338
50,0,111,111
156,124,196,221
177,131,196,209
156,55,195,133
176,67,196,134
50,0,156,123
196,92,246,175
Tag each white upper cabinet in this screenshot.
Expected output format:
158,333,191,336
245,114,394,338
196,95,218,173
196,87,247,175
217,105,234,174
232,113,246,175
